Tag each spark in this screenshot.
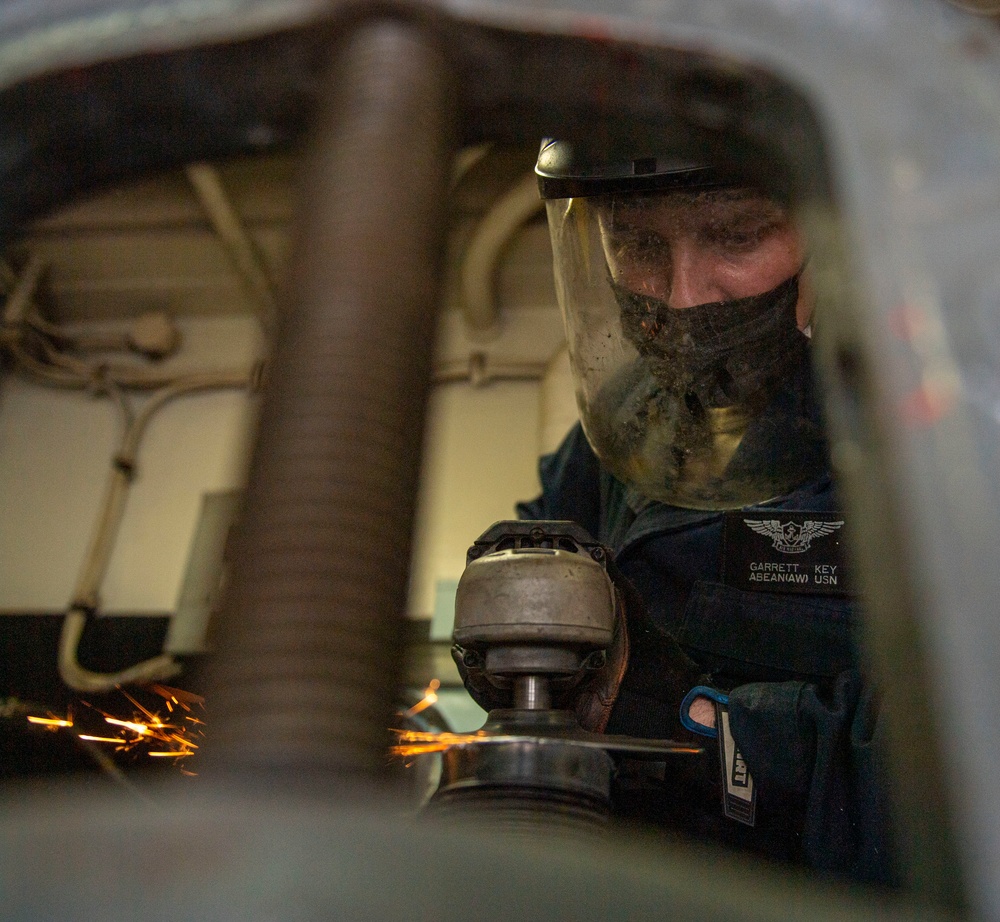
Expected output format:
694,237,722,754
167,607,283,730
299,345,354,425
25,705,73,730
24,685,205,772
26,716,73,729
399,679,441,720
105,718,151,735
150,684,205,708
116,688,158,723
390,729,486,757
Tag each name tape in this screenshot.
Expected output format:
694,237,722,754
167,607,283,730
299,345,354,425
722,510,852,597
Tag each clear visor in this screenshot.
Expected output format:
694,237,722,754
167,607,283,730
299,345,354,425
546,189,828,510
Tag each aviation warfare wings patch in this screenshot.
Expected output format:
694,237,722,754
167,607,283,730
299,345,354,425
722,510,853,596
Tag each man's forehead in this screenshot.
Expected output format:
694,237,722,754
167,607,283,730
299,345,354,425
598,188,788,224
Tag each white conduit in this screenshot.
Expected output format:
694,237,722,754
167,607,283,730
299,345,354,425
1,252,46,325
460,170,543,333
0,251,259,693
185,162,280,341
450,144,490,190
432,352,547,387
8,323,200,391
58,373,253,694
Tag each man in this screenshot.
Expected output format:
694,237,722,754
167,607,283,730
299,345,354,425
517,141,893,883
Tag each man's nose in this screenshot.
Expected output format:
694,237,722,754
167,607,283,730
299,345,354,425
666,239,723,310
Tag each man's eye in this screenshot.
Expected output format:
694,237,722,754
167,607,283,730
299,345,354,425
613,230,666,264
702,220,780,253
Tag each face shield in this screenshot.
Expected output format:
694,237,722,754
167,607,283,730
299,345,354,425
544,183,829,510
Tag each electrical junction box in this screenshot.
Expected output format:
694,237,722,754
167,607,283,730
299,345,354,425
164,490,242,655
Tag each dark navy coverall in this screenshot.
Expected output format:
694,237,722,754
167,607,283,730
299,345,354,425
518,422,896,886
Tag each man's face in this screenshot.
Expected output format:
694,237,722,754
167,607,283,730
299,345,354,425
597,189,812,328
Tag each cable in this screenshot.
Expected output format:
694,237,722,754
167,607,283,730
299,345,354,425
58,373,252,694
185,162,279,341
26,313,131,352
57,609,182,694
0,251,261,694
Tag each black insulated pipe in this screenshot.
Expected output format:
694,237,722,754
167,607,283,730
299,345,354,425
203,16,455,779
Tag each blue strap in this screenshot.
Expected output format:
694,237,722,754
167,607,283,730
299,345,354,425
679,685,730,738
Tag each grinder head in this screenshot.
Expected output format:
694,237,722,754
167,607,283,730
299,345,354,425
452,522,616,700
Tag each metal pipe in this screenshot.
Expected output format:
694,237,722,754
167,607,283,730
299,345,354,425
185,162,280,340
460,171,543,333
59,372,251,693
203,16,455,780
2,252,45,325
432,353,548,386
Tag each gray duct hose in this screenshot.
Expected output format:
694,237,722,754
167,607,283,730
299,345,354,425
204,17,454,779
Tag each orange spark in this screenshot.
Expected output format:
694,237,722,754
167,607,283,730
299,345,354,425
390,728,485,757
116,688,158,723
104,718,150,735
27,716,73,729
149,685,205,708
399,679,441,720
22,686,204,774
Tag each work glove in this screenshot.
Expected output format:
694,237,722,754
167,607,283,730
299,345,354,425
579,554,709,736
570,553,629,732
450,644,508,716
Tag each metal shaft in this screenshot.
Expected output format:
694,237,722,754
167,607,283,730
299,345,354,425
514,675,552,711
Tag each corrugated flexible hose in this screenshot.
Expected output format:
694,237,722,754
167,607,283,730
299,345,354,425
203,16,455,780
